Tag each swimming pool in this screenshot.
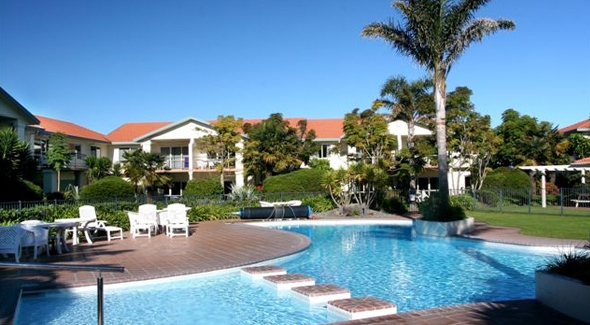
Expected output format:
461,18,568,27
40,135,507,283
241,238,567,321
16,221,555,324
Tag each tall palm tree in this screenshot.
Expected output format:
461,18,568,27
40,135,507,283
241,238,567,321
362,0,515,207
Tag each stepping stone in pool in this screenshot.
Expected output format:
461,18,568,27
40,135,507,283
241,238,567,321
327,296,397,320
240,265,287,280
263,273,315,290
291,284,351,305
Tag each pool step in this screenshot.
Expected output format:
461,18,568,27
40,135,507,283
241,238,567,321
291,284,351,304
263,273,315,290
240,265,287,279
327,296,397,320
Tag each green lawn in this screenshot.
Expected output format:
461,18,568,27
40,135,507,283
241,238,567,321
468,210,590,240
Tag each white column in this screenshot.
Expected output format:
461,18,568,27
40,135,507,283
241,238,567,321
582,170,586,185
541,170,547,208
235,140,244,186
397,134,403,151
188,138,194,181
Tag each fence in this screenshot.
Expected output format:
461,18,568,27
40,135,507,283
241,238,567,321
468,187,590,216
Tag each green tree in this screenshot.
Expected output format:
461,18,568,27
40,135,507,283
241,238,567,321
327,107,396,213
342,107,397,166
197,115,244,185
568,133,590,159
47,132,71,192
0,128,37,183
362,0,515,210
122,149,171,199
446,87,500,190
85,156,113,184
374,75,433,196
243,113,317,183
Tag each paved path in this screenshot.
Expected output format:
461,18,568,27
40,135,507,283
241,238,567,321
0,218,586,324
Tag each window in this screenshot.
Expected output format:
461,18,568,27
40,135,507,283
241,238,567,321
318,144,331,158
90,146,100,157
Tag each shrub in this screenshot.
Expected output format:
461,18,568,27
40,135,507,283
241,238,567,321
301,195,335,212
380,193,408,215
482,167,530,190
79,176,135,200
543,249,590,285
184,177,223,197
476,190,499,207
263,168,326,193
450,194,478,211
0,179,44,202
419,194,466,221
228,184,260,202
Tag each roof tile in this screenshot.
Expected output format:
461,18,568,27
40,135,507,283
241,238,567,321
34,115,110,142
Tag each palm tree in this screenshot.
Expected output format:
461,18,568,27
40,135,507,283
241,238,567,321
362,0,515,208
375,76,433,197
122,150,171,200
85,156,113,183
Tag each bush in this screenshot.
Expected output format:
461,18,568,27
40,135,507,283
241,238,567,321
301,195,335,212
450,194,478,211
79,176,135,200
543,249,590,285
0,179,44,202
419,194,466,221
380,193,408,215
476,190,499,207
482,167,530,190
263,168,326,193
184,177,224,197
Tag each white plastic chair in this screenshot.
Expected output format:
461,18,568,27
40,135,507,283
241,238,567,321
72,205,123,243
19,220,50,259
165,203,190,237
138,204,159,234
127,211,152,238
0,225,26,262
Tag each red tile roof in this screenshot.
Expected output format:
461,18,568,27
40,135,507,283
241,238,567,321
107,122,172,142
558,118,590,134
105,117,345,143
34,115,110,142
239,118,344,140
573,156,590,164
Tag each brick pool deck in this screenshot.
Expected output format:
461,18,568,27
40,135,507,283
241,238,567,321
0,217,587,324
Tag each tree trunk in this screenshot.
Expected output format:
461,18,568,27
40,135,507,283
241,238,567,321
434,74,449,203
56,169,61,192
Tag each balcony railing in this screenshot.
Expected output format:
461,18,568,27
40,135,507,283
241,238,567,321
162,157,230,170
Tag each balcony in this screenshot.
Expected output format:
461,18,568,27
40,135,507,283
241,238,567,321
162,156,230,171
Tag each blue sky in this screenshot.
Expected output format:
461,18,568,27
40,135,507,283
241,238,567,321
1,0,589,134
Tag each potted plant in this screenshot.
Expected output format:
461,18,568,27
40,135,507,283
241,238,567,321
536,248,590,323
413,194,474,237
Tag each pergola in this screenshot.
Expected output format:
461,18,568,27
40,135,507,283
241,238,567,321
518,164,590,208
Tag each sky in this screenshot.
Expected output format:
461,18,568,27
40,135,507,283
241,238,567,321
1,0,589,135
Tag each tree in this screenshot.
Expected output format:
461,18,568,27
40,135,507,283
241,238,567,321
374,75,433,196
122,149,171,199
85,156,113,184
0,128,37,183
446,87,500,190
342,107,397,166
362,0,515,209
325,107,396,213
568,133,590,159
243,113,318,183
197,115,244,186
47,132,71,192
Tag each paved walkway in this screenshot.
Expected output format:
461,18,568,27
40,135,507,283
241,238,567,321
0,218,587,324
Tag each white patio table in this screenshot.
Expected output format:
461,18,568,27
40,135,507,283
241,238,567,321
35,221,76,254
54,217,93,246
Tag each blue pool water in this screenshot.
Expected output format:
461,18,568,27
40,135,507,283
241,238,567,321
16,222,553,325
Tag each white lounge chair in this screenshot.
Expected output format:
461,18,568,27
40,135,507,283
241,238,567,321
76,205,123,242
165,203,190,237
0,225,26,262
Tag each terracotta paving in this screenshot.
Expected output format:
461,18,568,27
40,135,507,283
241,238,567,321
0,218,587,324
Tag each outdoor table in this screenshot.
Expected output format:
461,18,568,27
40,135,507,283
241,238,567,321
35,221,76,254
54,217,89,246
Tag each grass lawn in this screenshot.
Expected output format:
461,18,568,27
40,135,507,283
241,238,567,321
468,210,590,240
